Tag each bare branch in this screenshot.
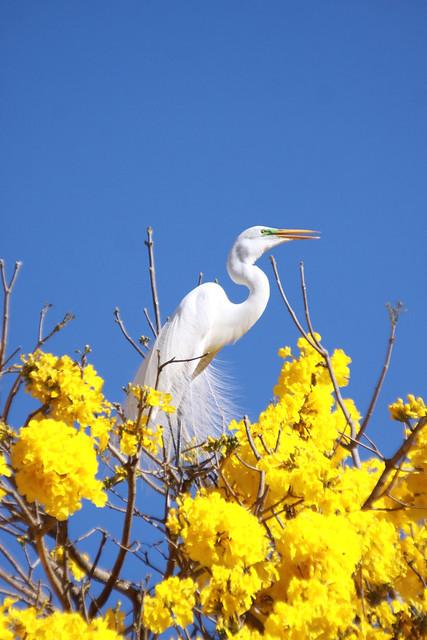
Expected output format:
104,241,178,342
362,416,427,510
357,303,402,441
89,459,138,616
269,256,318,351
38,303,52,344
2,346,21,369
0,542,31,586
67,544,138,603
0,260,22,372
0,566,45,607
243,416,261,462
37,311,75,349
143,307,157,339
34,530,72,611
114,307,146,358
145,226,162,335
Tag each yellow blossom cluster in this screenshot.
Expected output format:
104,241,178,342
116,384,174,457
166,491,277,629
22,350,113,448
142,576,196,633
389,394,426,422
118,418,163,457
128,384,176,414
161,337,427,638
0,600,123,639
2,331,426,638
11,418,106,520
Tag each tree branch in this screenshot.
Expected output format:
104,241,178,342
0,260,22,373
357,303,402,441
362,416,427,510
145,227,162,335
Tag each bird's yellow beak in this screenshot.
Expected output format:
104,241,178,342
273,228,320,240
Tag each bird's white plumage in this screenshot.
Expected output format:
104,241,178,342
125,225,317,455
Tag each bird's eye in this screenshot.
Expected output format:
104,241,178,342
260,229,269,235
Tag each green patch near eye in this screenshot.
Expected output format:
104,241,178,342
261,228,276,235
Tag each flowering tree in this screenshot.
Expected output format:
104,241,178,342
0,232,426,639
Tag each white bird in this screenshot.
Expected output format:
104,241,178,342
126,226,318,453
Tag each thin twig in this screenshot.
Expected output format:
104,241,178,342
67,544,138,603
145,227,162,335
37,311,75,348
143,307,157,339
38,303,52,344
357,303,402,441
34,530,72,611
89,459,138,616
269,256,318,351
363,416,427,510
243,415,261,462
87,531,108,581
114,307,146,358
2,346,21,368
0,260,22,372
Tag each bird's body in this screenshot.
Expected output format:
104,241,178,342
126,226,318,451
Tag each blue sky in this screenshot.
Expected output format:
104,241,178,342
1,1,427,458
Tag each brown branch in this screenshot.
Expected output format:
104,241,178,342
34,530,72,611
362,416,427,510
87,531,108,580
114,307,146,358
2,376,23,422
0,260,22,372
0,542,31,586
89,459,138,616
269,257,318,351
67,544,138,603
37,310,75,348
243,415,261,462
0,566,44,607
357,303,402,441
2,346,21,369
38,303,52,344
143,307,157,339
145,226,162,335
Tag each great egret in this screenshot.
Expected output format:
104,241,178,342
126,226,318,451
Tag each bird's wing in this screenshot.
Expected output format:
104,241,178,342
124,285,214,418
124,283,236,454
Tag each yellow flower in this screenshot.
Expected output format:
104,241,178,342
11,418,106,520
118,419,163,456
2,603,123,639
22,350,111,429
200,563,277,623
0,452,12,500
170,490,270,569
389,394,426,422
105,604,125,634
143,576,196,633
129,384,176,414
51,546,88,582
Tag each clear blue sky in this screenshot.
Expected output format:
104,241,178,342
1,1,426,457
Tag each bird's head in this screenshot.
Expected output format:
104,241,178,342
232,225,319,264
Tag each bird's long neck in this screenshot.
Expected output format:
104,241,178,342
226,252,270,343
